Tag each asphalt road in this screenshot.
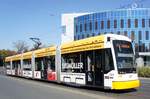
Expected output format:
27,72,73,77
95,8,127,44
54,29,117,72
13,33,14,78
0,75,149,99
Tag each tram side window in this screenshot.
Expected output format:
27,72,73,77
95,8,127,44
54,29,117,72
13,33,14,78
46,56,55,71
50,56,55,71
61,52,84,73
85,51,94,72
35,58,43,71
12,61,15,69
23,59,32,70
104,49,114,73
12,61,20,69
85,49,114,73
5,62,11,69
17,61,21,69
95,50,102,70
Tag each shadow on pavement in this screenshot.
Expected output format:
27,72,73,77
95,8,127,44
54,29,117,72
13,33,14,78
6,75,138,94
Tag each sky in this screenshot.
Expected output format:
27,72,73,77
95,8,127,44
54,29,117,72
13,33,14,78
0,0,150,50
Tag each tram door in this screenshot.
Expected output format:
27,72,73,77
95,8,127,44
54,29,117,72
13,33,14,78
42,58,48,80
86,50,104,86
94,50,104,86
86,51,94,85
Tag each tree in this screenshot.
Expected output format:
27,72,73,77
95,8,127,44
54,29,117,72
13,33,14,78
0,49,16,57
13,40,29,53
30,38,42,50
0,49,16,66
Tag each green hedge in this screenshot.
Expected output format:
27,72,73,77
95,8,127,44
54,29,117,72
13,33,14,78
137,67,150,78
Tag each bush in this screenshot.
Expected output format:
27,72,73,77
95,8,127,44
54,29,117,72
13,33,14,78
137,67,150,78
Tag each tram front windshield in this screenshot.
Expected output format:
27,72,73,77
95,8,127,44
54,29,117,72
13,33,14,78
113,40,136,73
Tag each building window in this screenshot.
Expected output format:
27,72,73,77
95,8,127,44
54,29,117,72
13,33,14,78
78,35,80,40
146,31,149,40
76,25,78,33
145,43,149,52
89,22,92,31
95,21,98,30
120,19,124,28
84,23,87,31
135,43,139,52
82,34,84,39
124,31,127,36
107,20,110,29
92,33,95,36
142,43,145,52
139,31,142,40
139,43,145,52
149,19,150,27
131,31,135,40
87,34,90,37
149,43,150,51
142,19,145,28
117,31,120,35
135,19,138,28
74,36,76,40
114,20,117,28
80,24,82,32
128,19,131,28
101,21,104,29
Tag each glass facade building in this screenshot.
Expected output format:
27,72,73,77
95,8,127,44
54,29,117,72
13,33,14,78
74,8,150,53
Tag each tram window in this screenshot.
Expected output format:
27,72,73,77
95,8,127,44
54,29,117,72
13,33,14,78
5,62,11,69
35,58,43,71
12,62,15,69
23,59,32,70
94,49,114,73
46,56,55,71
95,50,102,69
50,56,55,71
104,49,114,73
61,52,84,73
61,49,114,73
12,61,20,69
85,51,94,72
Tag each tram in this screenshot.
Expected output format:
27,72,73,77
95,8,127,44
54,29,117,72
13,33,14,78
5,34,140,90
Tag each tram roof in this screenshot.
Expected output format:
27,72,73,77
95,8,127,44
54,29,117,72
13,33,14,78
61,35,105,54
5,56,12,62
34,46,56,58
22,51,32,60
11,54,22,61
